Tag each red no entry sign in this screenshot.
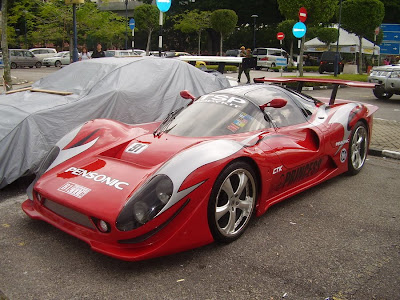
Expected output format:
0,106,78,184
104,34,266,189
277,32,285,40
299,7,307,22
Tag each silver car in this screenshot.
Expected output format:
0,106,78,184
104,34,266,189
9,49,42,69
368,65,400,99
42,51,71,67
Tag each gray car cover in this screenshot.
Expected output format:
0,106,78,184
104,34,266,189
0,56,230,188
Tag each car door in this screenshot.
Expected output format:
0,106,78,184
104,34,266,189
246,87,325,195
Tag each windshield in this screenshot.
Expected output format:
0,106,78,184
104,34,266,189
165,93,268,137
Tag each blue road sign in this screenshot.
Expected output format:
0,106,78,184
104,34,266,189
129,18,135,30
383,31,400,42
292,22,306,39
381,24,400,32
380,42,400,55
156,0,171,13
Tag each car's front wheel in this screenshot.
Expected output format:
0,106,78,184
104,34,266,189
373,86,393,99
35,62,42,68
208,161,257,243
55,60,62,68
347,121,368,175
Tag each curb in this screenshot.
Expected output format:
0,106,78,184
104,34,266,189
368,148,400,160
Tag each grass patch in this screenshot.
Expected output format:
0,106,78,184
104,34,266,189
205,65,238,72
316,74,368,82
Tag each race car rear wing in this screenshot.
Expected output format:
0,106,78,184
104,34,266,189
253,77,377,105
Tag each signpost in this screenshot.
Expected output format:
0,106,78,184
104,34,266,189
380,23,400,56
292,22,306,39
298,7,307,23
277,32,285,46
129,18,135,49
156,0,171,57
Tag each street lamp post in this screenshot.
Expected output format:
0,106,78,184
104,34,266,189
334,0,343,77
251,14,258,51
125,0,128,50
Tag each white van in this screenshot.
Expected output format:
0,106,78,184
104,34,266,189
29,48,57,62
252,47,288,69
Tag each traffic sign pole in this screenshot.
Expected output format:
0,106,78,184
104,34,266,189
159,11,163,57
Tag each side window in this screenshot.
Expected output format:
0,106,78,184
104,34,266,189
257,49,267,55
245,87,307,128
390,71,400,78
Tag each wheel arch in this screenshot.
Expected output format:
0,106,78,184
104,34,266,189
227,156,262,196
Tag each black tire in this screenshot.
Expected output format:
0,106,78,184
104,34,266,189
271,63,276,68
46,65,50,67
55,60,62,68
208,161,258,243
255,66,261,70
28,66,33,68
373,87,393,100
10,62,17,69
319,66,324,74
347,121,368,175
35,62,42,68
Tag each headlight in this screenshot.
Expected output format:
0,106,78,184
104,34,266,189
27,146,60,200
116,175,173,231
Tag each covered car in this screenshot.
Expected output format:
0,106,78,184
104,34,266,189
0,56,230,188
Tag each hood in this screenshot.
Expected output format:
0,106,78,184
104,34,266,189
33,133,208,219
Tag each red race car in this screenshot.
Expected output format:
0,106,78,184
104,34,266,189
22,79,378,261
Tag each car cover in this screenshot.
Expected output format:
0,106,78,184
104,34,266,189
0,56,230,188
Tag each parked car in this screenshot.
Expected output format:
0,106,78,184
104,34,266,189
9,49,42,69
22,81,378,261
0,56,230,188
29,48,57,62
318,51,344,74
164,51,206,68
42,51,71,67
105,50,135,57
368,64,400,99
225,49,241,57
252,47,288,69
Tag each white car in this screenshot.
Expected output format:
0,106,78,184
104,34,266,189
42,51,71,67
29,48,57,62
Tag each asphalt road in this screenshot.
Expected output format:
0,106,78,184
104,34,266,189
0,156,399,299
1,67,399,299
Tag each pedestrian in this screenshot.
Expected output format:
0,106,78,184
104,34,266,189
240,48,253,84
92,43,105,58
237,46,247,83
80,47,91,60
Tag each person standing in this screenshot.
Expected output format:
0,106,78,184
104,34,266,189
241,48,253,84
92,43,105,58
237,46,246,83
80,47,91,60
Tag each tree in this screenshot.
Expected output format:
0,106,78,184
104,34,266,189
1,0,12,91
277,0,339,76
210,9,238,56
340,0,384,74
316,27,338,48
174,10,211,55
134,4,159,55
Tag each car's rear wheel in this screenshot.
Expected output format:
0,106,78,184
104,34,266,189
347,121,368,175
373,86,393,99
35,62,42,68
55,60,62,68
319,66,324,74
10,62,17,69
208,161,257,243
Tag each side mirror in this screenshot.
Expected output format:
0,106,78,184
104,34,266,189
259,98,287,111
180,90,196,105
